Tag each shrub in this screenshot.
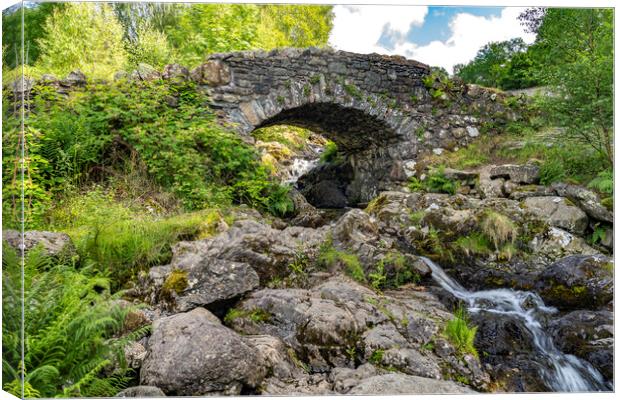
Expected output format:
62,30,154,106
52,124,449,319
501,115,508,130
480,211,517,250
408,167,459,195
444,307,478,358
320,140,339,163
2,246,143,397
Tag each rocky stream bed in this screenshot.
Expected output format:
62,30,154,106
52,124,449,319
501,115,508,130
6,158,614,397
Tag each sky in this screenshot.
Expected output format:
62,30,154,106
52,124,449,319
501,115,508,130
328,5,536,73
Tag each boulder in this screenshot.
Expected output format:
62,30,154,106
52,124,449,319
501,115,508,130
490,164,540,184
330,364,383,393
549,310,614,380
297,161,354,208
148,253,260,312
115,386,166,397
553,183,613,223
3,229,76,259
523,196,589,234
348,373,475,394
140,308,265,395
536,255,613,310
162,64,189,81
478,166,505,198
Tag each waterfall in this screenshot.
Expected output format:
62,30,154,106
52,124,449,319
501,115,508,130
421,257,610,392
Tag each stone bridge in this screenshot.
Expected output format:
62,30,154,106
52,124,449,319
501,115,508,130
10,48,520,206
191,48,518,204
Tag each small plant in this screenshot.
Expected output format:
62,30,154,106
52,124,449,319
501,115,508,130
444,307,478,358
343,83,362,100
588,169,613,195
303,83,311,96
224,307,271,325
310,75,321,85
409,210,426,226
161,269,189,298
320,140,339,163
276,95,285,104
369,349,384,365
480,210,517,250
408,167,459,195
454,233,491,257
368,262,387,291
317,237,366,283
539,158,566,185
590,224,608,245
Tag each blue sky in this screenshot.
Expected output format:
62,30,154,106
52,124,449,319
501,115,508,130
329,6,535,73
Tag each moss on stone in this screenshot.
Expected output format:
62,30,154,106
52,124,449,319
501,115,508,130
161,269,188,297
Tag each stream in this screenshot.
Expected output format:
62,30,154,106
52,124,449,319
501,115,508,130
421,257,610,392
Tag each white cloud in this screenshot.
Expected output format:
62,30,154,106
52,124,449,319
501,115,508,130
329,5,428,54
329,6,536,74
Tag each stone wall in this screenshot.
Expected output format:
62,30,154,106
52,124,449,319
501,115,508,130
5,48,525,205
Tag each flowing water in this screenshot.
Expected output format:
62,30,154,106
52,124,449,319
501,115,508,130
283,157,320,185
421,257,610,392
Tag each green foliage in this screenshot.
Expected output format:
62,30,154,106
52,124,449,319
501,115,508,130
531,9,613,167
372,251,421,290
444,307,478,358
3,79,292,228
343,83,362,100
2,3,64,68
320,140,340,164
588,169,613,195
454,38,539,90
47,189,227,287
539,157,566,185
36,3,127,79
454,233,491,257
2,246,139,397
255,5,334,49
125,23,177,69
408,168,459,195
317,237,365,283
252,125,313,150
369,349,384,365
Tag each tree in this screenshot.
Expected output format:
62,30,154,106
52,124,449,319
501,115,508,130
454,38,537,89
125,23,177,69
255,5,334,49
166,4,260,67
36,3,127,79
532,8,613,167
2,3,63,68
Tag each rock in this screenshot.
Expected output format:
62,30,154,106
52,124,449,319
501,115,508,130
536,255,613,310
381,348,442,379
472,312,535,356
191,60,231,86
303,180,348,208
348,373,475,394
115,386,166,397
150,251,260,312
124,341,147,369
132,63,161,81
63,70,86,86
289,189,326,228
243,335,299,379
553,183,613,223
490,164,540,184
442,168,478,181
3,229,76,259
508,184,556,200
330,364,383,393
261,374,333,395
297,161,354,208
478,166,505,198
523,196,589,234
162,64,189,81
549,310,613,380
165,219,327,282
140,308,265,395
466,126,479,137
528,227,598,263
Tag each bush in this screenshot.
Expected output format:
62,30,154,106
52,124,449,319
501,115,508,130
444,307,478,358
2,246,143,397
408,167,459,195
3,79,293,228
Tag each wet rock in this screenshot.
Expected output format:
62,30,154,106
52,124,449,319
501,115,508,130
523,196,589,234
537,255,613,310
3,229,76,259
472,312,535,356
140,308,265,395
553,183,613,223
115,386,166,397
348,373,475,394
549,310,613,380
490,164,540,184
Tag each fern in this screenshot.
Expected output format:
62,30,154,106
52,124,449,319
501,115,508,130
588,169,613,195
2,245,138,397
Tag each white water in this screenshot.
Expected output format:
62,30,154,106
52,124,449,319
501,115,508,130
283,157,319,185
421,257,609,392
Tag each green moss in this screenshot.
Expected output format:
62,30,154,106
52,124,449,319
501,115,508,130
365,195,387,214
409,210,426,226
317,237,366,283
601,197,613,211
161,269,189,297
224,307,271,325
343,83,362,100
